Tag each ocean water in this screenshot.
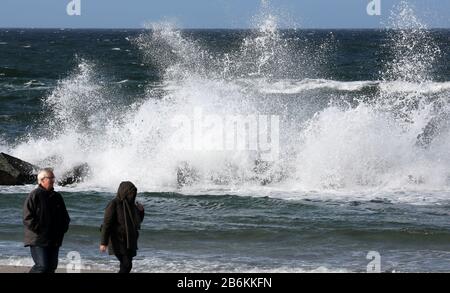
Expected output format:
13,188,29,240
0,3,449,272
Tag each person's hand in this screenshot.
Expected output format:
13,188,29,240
99,245,107,253
136,202,144,212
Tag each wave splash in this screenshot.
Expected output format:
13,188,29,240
5,1,450,194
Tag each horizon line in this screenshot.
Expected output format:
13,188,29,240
1,26,450,30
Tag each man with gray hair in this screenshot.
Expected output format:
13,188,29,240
23,168,70,273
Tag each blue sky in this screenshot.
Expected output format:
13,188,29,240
0,0,448,29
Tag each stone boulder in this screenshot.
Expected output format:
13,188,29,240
0,152,39,185
58,163,90,186
0,152,90,186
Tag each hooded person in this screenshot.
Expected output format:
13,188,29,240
100,181,144,273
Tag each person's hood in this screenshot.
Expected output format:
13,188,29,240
116,181,137,202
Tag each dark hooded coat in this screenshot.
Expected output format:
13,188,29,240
100,181,144,256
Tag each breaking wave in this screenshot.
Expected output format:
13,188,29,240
4,1,450,199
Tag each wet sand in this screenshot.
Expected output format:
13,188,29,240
0,265,112,273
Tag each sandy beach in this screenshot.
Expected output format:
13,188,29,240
0,265,111,273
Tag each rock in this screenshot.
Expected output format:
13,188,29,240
0,152,90,186
251,159,286,185
416,110,450,148
57,163,91,186
176,161,200,187
407,174,425,184
0,152,40,185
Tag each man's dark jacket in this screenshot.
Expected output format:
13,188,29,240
23,185,70,247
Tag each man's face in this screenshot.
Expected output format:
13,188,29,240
41,173,55,190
